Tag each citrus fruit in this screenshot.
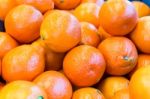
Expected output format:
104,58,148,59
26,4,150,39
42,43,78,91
44,47,65,71
40,10,81,53
98,76,129,99
79,22,101,47
16,0,54,13
130,16,150,54
110,88,129,99
129,66,150,99
63,45,106,87
129,54,150,77
136,54,150,67
5,4,43,43
74,3,101,27
32,39,65,71
0,32,18,58
0,80,47,99
81,0,104,6
99,0,138,35
33,71,72,99
53,0,80,10
0,0,16,20
2,45,45,82
98,37,138,75
132,1,150,17
72,87,105,99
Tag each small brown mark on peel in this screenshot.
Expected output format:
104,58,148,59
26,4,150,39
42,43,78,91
60,0,64,3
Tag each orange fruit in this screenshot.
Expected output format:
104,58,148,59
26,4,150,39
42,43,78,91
44,48,65,71
129,54,150,77
98,37,138,75
16,0,54,13
40,10,81,53
5,4,43,43
0,0,16,20
130,16,150,54
63,45,106,87
110,88,129,99
0,80,47,99
79,22,101,47
32,39,65,71
81,0,104,6
0,32,18,58
53,0,80,10
98,26,112,41
132,1,150,17
74,3,101,28
98,76,129,99
33,71,72,99
99,0,138,36
136,54,150,67
72,87,105,99
2,45,45,82
129,66,150,99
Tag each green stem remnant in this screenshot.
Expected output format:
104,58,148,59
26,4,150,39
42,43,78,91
123,56,133,62
38,96,44,99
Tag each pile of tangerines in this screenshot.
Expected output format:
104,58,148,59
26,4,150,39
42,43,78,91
0,0,150,99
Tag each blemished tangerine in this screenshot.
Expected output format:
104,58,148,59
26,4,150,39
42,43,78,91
63,45,106,87
98,37,138,75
